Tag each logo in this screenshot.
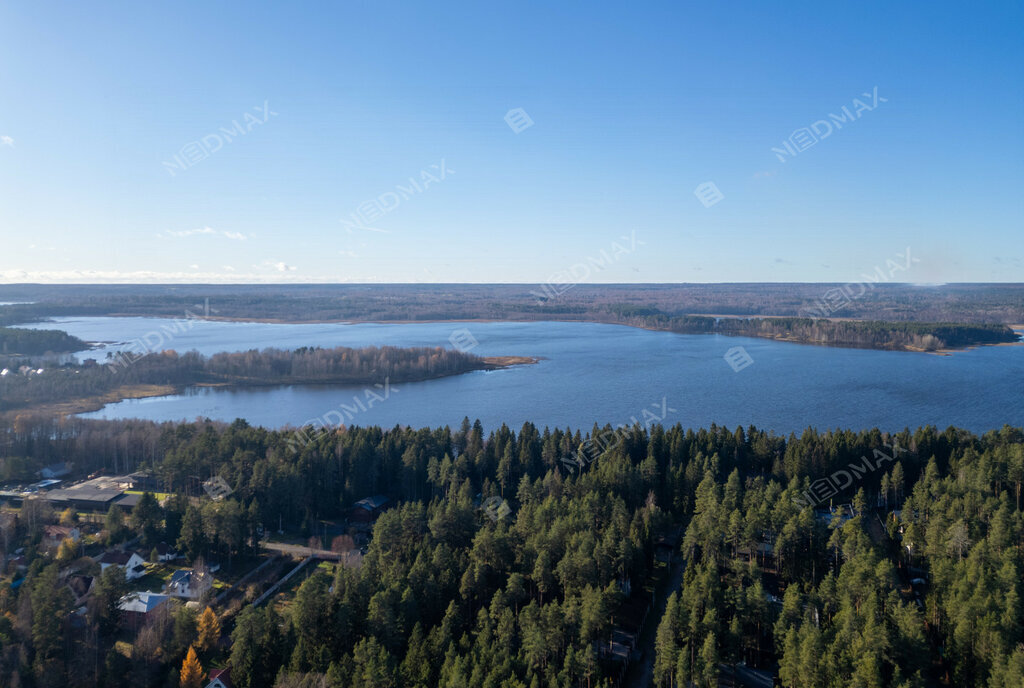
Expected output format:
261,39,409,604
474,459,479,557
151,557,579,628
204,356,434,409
449,328,479,353
694,182,724,208
504,108,535,133
482,496,511,522
724,346,754,372
202,475,233,500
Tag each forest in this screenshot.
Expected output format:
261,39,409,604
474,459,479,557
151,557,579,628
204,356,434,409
0,414,1022,687
0,345,495,413
649,316,1018,351
0,327,86,357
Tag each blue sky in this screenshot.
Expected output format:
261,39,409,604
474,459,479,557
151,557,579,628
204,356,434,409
1,1,1021,283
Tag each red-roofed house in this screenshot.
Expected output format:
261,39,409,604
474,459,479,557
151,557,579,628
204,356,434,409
207,668,232,688
43,524,81,550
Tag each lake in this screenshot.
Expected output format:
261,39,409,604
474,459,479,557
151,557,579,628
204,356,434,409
18,316,1024,435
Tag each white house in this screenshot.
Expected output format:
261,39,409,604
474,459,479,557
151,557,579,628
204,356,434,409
98,550,147,580
166,568,213,599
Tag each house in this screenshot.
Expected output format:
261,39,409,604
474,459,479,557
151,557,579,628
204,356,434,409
43,524,81,549
153,541,178,562
39,462,72,479
6,555,27,574
166,568,213,599
98,550,147,580
207,668,232,688
350,495,390,523
118,592,170,632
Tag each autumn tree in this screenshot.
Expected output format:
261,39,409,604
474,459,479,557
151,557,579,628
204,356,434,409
196,606,221,653
180,646,204,688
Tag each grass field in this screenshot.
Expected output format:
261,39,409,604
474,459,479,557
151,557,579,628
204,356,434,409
124,490,172,501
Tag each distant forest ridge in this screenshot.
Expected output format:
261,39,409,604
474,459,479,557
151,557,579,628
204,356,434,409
0,283,1021,352
2,282,1024,323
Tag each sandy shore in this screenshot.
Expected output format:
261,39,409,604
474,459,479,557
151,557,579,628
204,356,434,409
1,384,177,419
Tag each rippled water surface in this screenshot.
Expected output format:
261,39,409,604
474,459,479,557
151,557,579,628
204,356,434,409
21,317,1024,434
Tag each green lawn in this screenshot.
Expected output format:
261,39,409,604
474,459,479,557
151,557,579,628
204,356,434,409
127,563,228,593
124,490,172,501
127,569,169,594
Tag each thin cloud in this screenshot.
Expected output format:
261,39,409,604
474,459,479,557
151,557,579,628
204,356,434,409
0,136,13,147
256,260,297,272
164,226,249,241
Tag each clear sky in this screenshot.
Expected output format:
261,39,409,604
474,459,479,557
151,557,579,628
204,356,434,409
1,1,1021,284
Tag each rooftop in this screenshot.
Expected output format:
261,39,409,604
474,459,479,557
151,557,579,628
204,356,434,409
118,592,169,614
354,495,389,511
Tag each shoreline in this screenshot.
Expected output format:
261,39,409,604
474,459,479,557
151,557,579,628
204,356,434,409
15,313,1024,355
1,356,541,419
0,384,178,419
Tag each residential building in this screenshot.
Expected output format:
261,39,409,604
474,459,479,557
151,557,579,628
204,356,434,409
118,592,170,632
43,524,81,550
350,494,390,523
166,568,213,599
207,668,232,688
98,550,147,580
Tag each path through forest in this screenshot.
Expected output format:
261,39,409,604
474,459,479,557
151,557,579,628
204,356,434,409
625,550,687,688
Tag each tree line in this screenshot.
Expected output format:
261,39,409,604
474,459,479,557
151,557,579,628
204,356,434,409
0,415,1022,686
0,345,487,412
0,327,86,357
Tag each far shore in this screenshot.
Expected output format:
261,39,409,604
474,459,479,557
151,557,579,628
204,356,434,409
15,312,1024,355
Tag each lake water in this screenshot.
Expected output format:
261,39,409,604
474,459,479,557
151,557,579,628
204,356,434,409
18,316,1024,435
